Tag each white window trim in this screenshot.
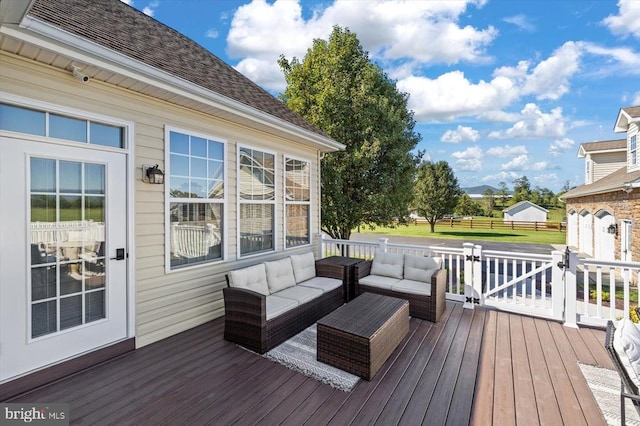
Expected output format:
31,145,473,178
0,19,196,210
284,155,312,250
164,125,228,273
629,132,638,170
237,144,278,258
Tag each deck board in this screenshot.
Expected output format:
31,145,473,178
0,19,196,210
5,302,608,426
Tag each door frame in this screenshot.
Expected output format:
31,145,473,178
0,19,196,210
0,91,137,346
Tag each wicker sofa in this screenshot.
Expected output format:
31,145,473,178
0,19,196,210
605,320,640,423
223,252,344,353
354,252,447,322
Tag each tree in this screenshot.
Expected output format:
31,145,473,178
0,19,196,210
482,188,496,216
413,161,462,232
455,194,482,216
496,181,509,207
512,176,531,203
278,27,421,240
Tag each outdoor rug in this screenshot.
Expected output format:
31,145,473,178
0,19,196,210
579,362,640,426
264,324,360,392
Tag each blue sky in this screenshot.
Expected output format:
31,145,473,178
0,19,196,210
122,0,639,192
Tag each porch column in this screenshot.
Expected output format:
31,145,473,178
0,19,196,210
564,250,579,328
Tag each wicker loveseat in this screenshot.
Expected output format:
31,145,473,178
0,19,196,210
605,320,640,423
223,252,344,353
354,252,447,322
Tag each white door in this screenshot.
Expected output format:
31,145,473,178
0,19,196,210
579,211,593,256
0,138,128,382
594,212,615,261
567,210,578,248
621,220,633,262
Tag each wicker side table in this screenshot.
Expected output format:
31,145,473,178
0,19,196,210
317,292,409,380
315,256,364,302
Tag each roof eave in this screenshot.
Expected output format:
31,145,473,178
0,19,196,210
614,108,640,133
8,15,345,152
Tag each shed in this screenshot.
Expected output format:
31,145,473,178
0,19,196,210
502,201,548,222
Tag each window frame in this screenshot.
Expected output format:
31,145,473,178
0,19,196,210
237,144,278,258
284,155,312,250
630,134,638,168
164,126,227,273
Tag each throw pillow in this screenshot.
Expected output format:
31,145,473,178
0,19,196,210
265,258,297,293
370,252,404,279
228,263,270,296
619,318,640,379
404,254,442,282
290,252,316,283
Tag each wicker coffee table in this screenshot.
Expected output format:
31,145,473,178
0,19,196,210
316,292,409,380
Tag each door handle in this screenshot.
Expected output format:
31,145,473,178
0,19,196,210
110,248,126,260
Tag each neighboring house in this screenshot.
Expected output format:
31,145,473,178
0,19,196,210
502,201,548,222
577,139,627,184
0,0,344,395
562,106,640,261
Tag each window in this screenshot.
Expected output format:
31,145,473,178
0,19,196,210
586,159,591,183
285,157,310,248
168,130,224,269
631,135,637,166
0,103,125,148
238,147,275,255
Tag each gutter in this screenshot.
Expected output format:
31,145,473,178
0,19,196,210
4,16,345,152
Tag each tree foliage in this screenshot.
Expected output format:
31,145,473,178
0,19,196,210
455,193,482,216
482,188,496,216
496,181,509,207
278,27,421,240
413,161,462,232
512,176,532,203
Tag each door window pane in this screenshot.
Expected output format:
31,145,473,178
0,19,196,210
86,291,105,322
29,158,107,338
0,104,45,135
50,114,87,143
90,122,124,148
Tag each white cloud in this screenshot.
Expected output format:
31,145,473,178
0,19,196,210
142,1,158,16
602,0,640,39
580,42,640,76
533,173,559,184
503,14,535,32
451,146,483,171
226,0,497,90
398,71,518,122
440,125,480,143
205,29,219,39
531,161,548,171
488,103,567,139
501,154,529,171
548,138,575,156
486,145,528,157
521,41,581,100
481,171,519,182
634,91,640,106
119,0,132,4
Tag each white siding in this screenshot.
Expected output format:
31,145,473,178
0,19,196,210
1,53,323,347
591,151,626,182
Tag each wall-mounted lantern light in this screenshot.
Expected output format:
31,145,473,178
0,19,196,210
607,223,618,237
143,164,165,184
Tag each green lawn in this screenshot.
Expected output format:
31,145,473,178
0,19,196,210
359,222,566,245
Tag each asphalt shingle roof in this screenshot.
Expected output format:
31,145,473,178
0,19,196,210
28,0,326,137
561,166,640,199
580,139,627,153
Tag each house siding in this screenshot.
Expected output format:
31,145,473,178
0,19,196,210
1,52,322,347
590,151,627,182
629,123,639,172
565,190,640,261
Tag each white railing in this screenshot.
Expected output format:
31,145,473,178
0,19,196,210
576,258,640,327
317,234,640,327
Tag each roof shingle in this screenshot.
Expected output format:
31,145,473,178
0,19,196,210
27,0,326,137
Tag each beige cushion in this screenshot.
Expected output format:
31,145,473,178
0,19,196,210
614,320,640,387
275,285,323,304
266,295,298,320
404,254,442,283
265,258,296,293
359,274,399,290
619,318,640,380
393,279,432,296
228,264,269,296
298,276,342,293
290,252,316,283
370,252,404,279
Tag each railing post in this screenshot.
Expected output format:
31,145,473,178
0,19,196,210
463,243,476,309
474,245,483,306
551,250,564,321
378,238,388,254
564,250,578,328
316,233,324,259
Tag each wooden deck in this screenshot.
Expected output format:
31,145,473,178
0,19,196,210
6,301,612,425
